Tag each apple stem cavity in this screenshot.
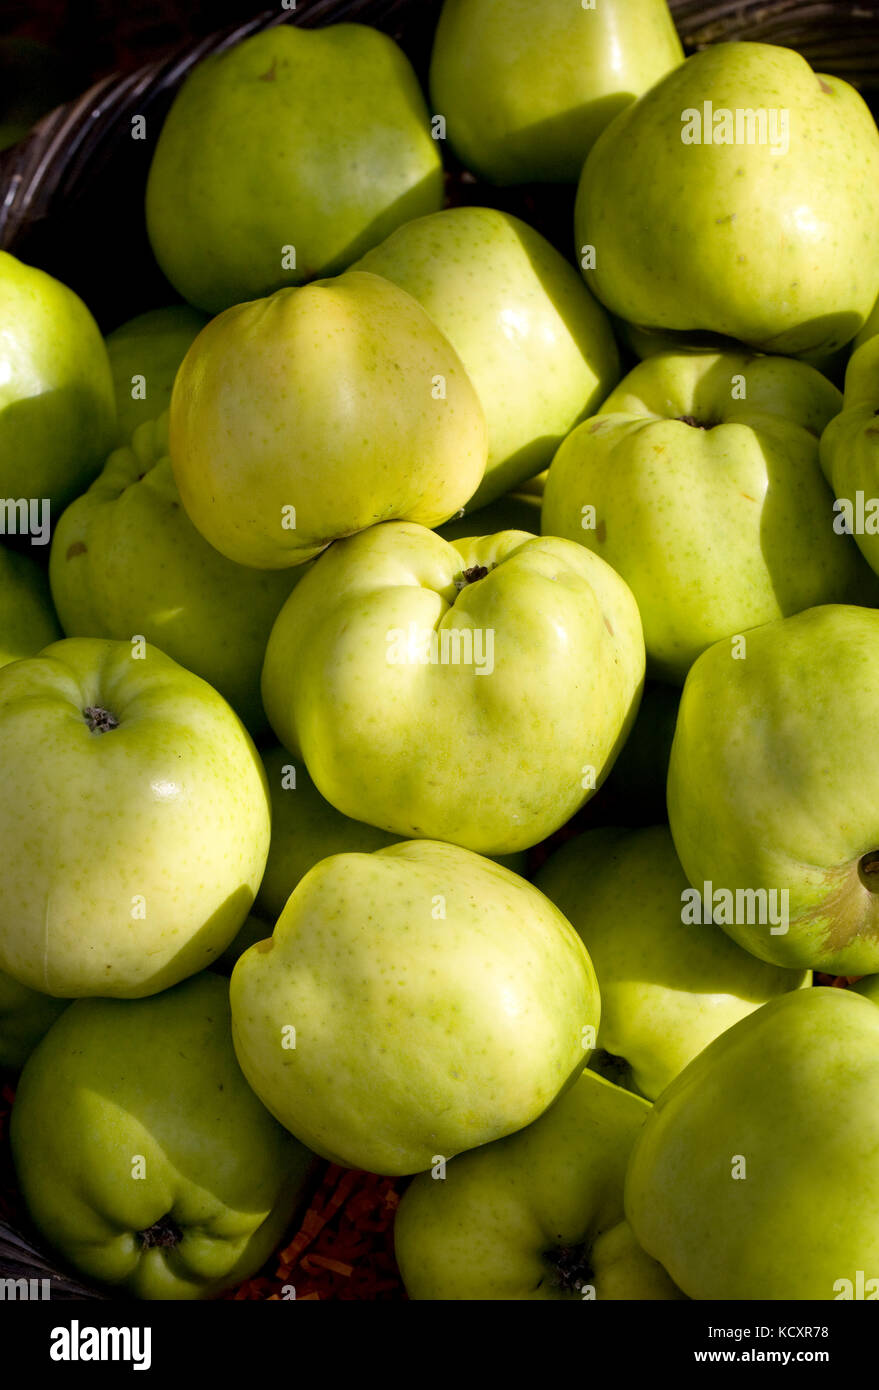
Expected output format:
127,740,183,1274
139,1214,183,1249
542,1242,594,1295
83,705,120,734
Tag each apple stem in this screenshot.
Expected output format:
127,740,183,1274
83,705,120,733
139,1214,183,1249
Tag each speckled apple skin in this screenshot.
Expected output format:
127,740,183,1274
0,250,116,509
535,825,809,1101
355,207,619,507
230,840,600,1175
0,637,270,997
261,523,645,854
146,24,443,313
395,1069,683,1300
50,415,299,732
667,605,879,974
576,43,879,355
543,351,876,682
430,0,683,184
169,272,488,569
625,988,879,1299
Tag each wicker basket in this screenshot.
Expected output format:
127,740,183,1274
0,0,877,1301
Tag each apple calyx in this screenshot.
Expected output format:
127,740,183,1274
677,415,713,431
139,1214,183,1249
83,706,120,734
542,1241,593,1295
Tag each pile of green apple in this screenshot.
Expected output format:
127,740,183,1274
4,0,879,1303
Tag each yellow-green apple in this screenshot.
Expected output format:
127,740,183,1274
169,271,487,569
146,25,442,314
10,973,317,1299
354,208,619,506
430,0,683,184
261,523,644,854
543,351,874,682
230,840,599,1175
0,251,115,512
395,1069,683,1300
0,637,270,997
625,987,879,1298
105,305,208,444
0,969,67,1070
0,544,60,666
667,605,879,974
255,745,527,923
49,414,299,731
576,43,879,355
535,826,809,1099
820,335,879,569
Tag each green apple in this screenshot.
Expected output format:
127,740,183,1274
626,987,879,1298
0,637,270,998
0,251,115,513
820,335,879,572
576,43,879,356
534,826,809,1100
169,271,487,569
146,25,443,314
354,208,619,506
436,489,541,544
0,969,67,1071
10,973,317,1299
49,415,298,731
105,305,208,444
430,0,683,184
395,1069,682,1300
542,351,874,682
231,840,599,1176
667,605,879,975
0,544,60,667
261,522,644,854
256,745,527,922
